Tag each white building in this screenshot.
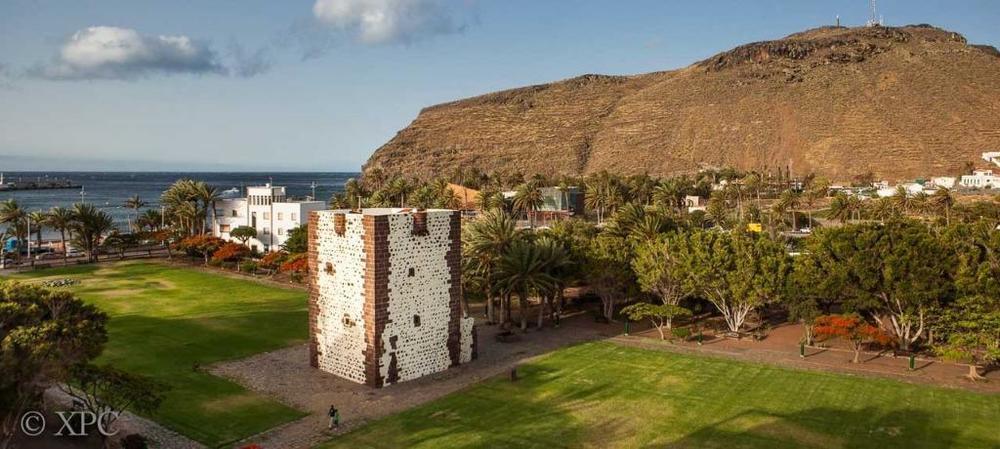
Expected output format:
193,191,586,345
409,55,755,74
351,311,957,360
931,177,957,189
982,151,1000,168
684,195,707,213
960,169,1000,190
308,208,476,387
212,184,326,252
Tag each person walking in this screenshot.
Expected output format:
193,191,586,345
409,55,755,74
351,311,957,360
328,405,340,430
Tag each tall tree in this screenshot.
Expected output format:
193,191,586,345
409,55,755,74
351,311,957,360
673,230,790,334
800,221,955,351
70,203,115,263
0,200,27,261
631,235,689,329
512,182,544,229
584,235,636,322
27,211,48,253
464,210,519,323
0,281,108,448
46,206,75,264
195,182,221,235
934,295,1000,380
496,239,557,332
123,194,146,232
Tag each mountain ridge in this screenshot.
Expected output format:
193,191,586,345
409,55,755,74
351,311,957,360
364,24,1000,181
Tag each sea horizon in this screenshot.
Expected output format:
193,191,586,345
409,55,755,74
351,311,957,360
0,171,358,239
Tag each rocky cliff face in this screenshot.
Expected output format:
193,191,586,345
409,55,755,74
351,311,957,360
364,25,1000,181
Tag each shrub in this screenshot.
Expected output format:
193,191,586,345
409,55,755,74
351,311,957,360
260,250,289,269
212,242,249,263
671,327,692,340
279,254,308,274
240,261,258,273
177,235,226,263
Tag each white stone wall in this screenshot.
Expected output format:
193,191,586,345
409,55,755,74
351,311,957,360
313,212,369,384
380,212,455,383
460,316,475,363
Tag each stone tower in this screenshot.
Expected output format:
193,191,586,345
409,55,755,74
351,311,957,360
307,208,476,388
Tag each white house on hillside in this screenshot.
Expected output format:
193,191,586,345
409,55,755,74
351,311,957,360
960,169,1000,190
983,151,1000,168
212,184,326,252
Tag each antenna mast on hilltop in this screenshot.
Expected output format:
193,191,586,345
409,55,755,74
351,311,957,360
866,0,883,27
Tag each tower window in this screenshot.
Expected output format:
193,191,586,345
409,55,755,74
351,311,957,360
408,267,415,277
413,315,421,327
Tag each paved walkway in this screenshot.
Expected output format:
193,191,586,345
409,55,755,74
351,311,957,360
623,323,1000,394
209,310,620,449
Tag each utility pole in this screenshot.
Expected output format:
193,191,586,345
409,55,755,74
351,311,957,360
311,181,317,201
26,215,32,266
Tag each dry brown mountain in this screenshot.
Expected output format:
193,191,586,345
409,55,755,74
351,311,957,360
364,25,1000,182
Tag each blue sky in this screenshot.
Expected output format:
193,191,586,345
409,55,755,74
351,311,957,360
1,0,998,172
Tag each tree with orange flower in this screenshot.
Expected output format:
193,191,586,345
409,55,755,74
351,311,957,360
813,314,892,364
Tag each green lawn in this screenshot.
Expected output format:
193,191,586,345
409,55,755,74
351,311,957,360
319,342,1000,449
7,262,308,447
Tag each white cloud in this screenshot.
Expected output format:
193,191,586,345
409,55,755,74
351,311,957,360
33,26,249,80
312,0,463,44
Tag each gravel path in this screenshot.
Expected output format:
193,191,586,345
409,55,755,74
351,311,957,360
44,387,206,449
208,310,621,449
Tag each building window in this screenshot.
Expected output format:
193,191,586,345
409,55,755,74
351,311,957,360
408,267,415,277
277,212,284,220
263,227,270,235
413,315,421,327
278,228,284,236
231,210,238,217
219,224,231,233
263,212,270,220
291,213,297,221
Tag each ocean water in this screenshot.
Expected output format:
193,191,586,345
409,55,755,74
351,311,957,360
0,172,357,239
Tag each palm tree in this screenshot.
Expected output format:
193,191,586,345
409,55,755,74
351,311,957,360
652,181,683,212
27,211,48,256
496,239,557,332
891,185,916,214
136,208,163,232
70,203,114,262
512,182,544,228
932,187,956,225
343,178,366,208
47,207,75,264
535,236,571,328
828,193,863,223
123,194,146,232
0,199,27,260
161,179,204,235
475,187,505,211
775,189,802,231
802,178,829,229
195,182,221,235
387,178,411,208
464,210,519,324
868,197,900,223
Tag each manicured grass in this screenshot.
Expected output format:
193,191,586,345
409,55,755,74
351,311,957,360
319,342,1000,449
7,262,308,447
